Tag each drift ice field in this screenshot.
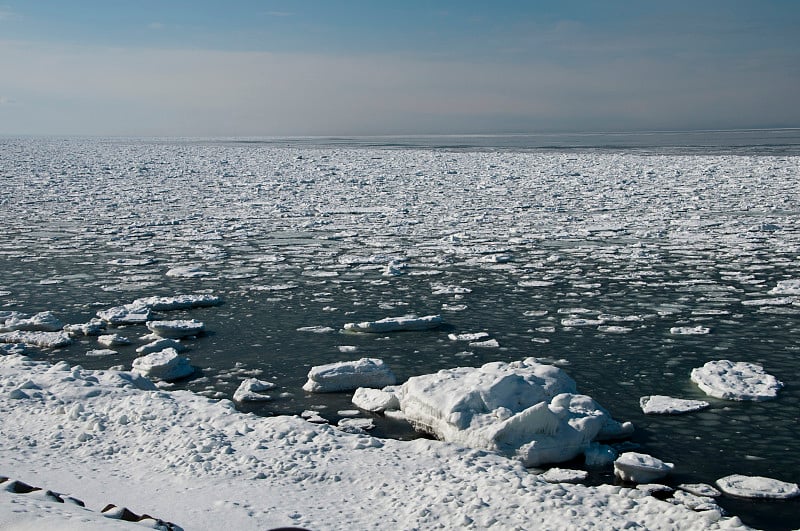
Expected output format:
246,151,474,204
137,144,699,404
1,137,799,530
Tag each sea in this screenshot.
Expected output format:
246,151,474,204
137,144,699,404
1,129,799,530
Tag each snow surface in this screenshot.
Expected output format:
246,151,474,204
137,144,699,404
0,354,747,530
690,360,783,401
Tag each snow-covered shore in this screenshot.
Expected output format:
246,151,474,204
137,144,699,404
0,354,748,530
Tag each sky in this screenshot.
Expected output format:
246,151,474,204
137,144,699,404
0,0,799,136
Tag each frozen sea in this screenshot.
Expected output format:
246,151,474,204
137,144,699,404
1,131,799,529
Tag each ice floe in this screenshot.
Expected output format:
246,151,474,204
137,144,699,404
233,378,276,402
614,452,674,483
0,311,63,333
131,348,194,381
394,359,633,466
136,338,187,354
303,358,397,393
343,314,443,333
146,319,205,339
639,395,710,415
670,326,711,335
690,360,783,401
97,334,131,347
0,331,72,349
768,279,800,295
716,474,800,500
539,468,588,483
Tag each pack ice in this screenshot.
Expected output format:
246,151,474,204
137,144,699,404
390,358,633,466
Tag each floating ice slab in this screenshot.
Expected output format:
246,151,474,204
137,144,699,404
97,304,152,325
639,395,710,415
614,452,674,483
396,359,633,467
769,279,800,296
64,319,107,337
131,348,193,381
670,326,710,335
716,475,800,500
678,483,721,497
352,387,400,412
690,360,783,401
0,331,72,349
343,315,443,333
97,334,131,346
303,358,397,393
233,378,276,402
166,265,212,278
0,311,63,333
132,294,221,311
146,319,205,339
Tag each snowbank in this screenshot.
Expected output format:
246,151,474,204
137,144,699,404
0,354,747,530
303,358,396,393
395,359,633,467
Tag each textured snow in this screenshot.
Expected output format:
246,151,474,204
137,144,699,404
303,358,397,392
690,360,783,401
396,359,633,467
639,395,710,415
716,475,800,500
0,354,747,530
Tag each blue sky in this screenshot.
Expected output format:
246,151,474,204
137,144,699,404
1,1,798,136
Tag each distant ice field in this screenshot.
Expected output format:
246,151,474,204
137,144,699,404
1,137,799,529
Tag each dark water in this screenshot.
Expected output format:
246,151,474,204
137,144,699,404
1,134,799,529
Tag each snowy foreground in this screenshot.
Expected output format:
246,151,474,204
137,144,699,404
0,354,748,531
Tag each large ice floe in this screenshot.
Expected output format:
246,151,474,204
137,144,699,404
97,294,221,325
716,475,800,500
385,358,633,467
0,354,748,530
146,319,205,339
639,395,710,415
690,360,783,401
131,348,194,381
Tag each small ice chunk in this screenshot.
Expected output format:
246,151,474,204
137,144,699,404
670,326,710,335
97,304,152,324
338,417,375,432
132,294,221,310
639,395,710,415
131,348,193,381
716,474,799,500
540,468,588,483
584,443,617,468
233,378,276,402
136,338,187,354
448,332,490,342
166,265,212,278
146,319,205,339
614,452,674,483
97,334,131,346
561,318,605,327
296,326,335,333
352,387,400,412
343,315,443,333
86,348,117,357
690,360,783,401
469,338,500,348
303,358,396,393
678,483,721,497
301,410,327,423
63,319,107,337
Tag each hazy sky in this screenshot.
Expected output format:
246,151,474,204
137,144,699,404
1,1,799,136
